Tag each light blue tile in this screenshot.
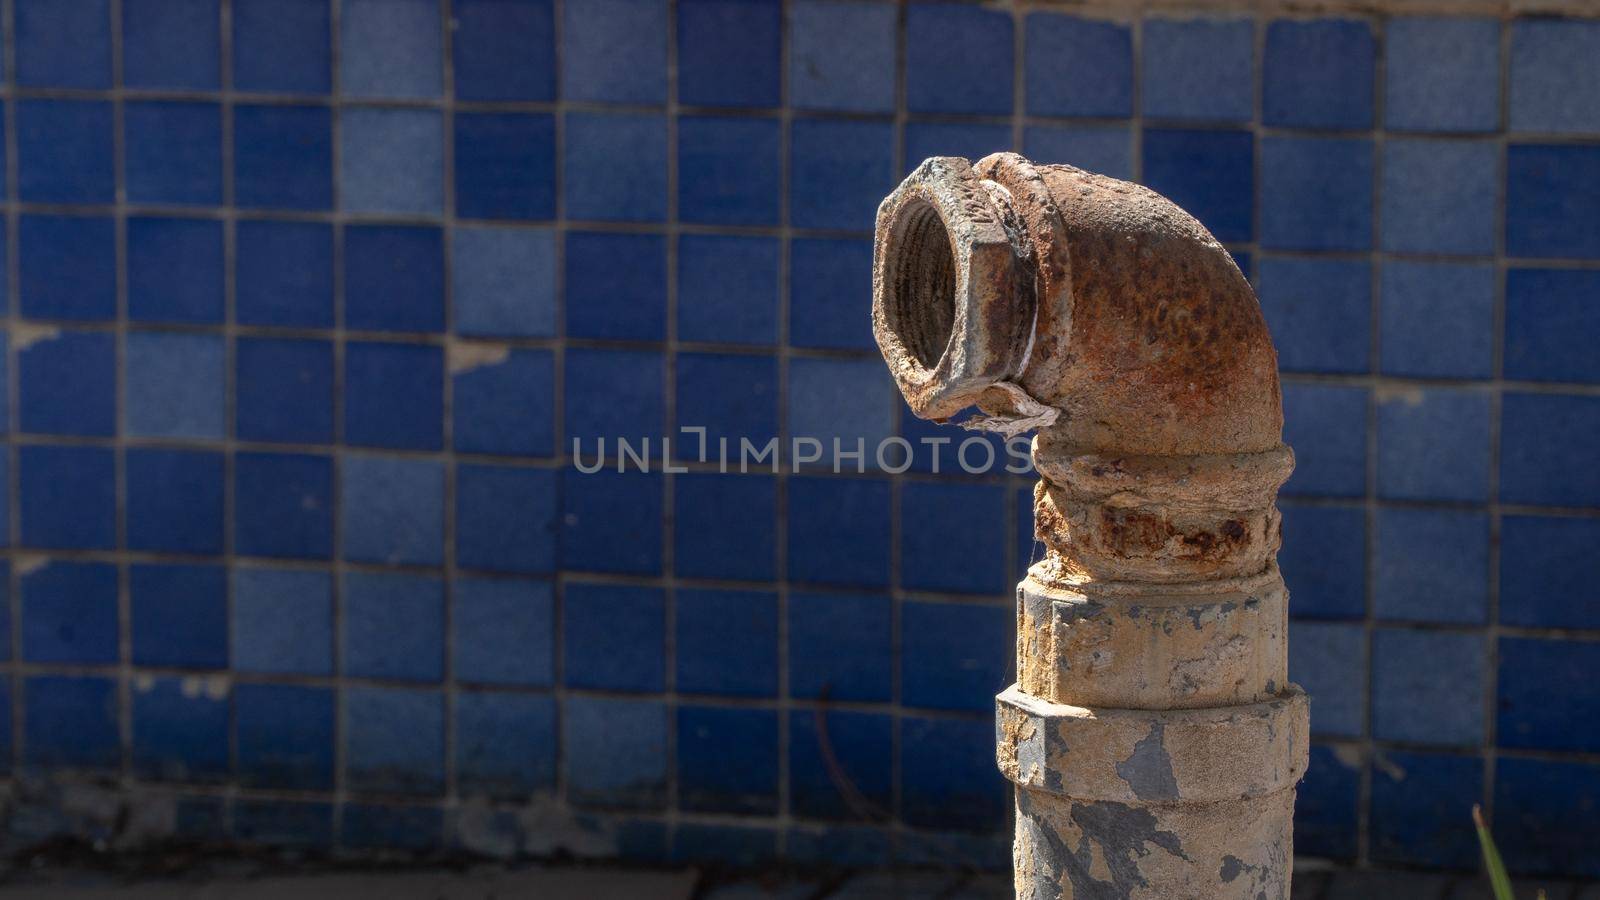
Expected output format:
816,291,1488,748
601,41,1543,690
1023,124,1132,180
340,454,444,566
340,107,443,214
1510,19,1600,134
1385,17,1500,133
789,0,896,113
340,0,441,98
452,226,557,337
232,567,333,675
1381,138,1497,255
787,357,895,462
125,331,225,439
1142,17,1254,122
1379,261,1495,379
1288,621,1366,738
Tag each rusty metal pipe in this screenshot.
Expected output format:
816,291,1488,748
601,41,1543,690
873,154,1308,899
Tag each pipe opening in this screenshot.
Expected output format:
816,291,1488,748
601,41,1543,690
885,199,957,370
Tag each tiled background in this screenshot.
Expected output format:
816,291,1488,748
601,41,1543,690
0,0,1597,879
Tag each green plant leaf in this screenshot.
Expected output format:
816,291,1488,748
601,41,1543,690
1473,804,1515,900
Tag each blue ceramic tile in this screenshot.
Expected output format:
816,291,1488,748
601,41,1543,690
15,0,111,88
1376,386,1492,503
679,117,781,226
344,686,445,795
1374,507,1489,625
1510,19,1600,134
453,0,554,101
790,0,896,113
17,100,114,204
788,357,894,458
454,113,557,221
233,800,333,848
1142,129,1254,243
19,216,116,321
676,353,778,459
678,0,780,108
236,337,334,444
1381,139,1497,255
131,677,230,783
1499,638,1600,753
677,588,778,697
233,452,334,559
907,4,1013,115
1506,268,1600,383
565,113,667,223
20,446,115,550
1379,261,1495,379
790,238,875,350
1263,19,1375,128
21,562,118,664
1143,17,1254,122
901,717,1007,830
673,472,777,581
673,825,778,867
903,122,1013,171
124,102,223,206
1279,503,1366,619
566,232,667,340
343,572,444,682
1260,137,1374,251
901,483,1008,594
788,477,890,588
341,455,444,566
1385,17,1500,133
340,0,441,99
562,469,662,575
789,591,892,702
20,330,115,437
678,235,779,345
130,564,227,668
456,692,557,797
1026,14,1133,118
232,567,333,675
679,706,779,814
454,347,556,456
1506,144,1600,259
234,0,330,93
1255,257,1369,374
456,464,559,574
24,677,119,771
454,577,554,686
565,697,667,809
125,331,225,439
1501,516,1600,630
565,348,664,456
344,342,444,450
1493,757,1600,878
789,710,891,820
562,0,666,104
234,105,333,210
1370,750,1483,868
342,805,442,851
791,119,895,232
1282,384,1368,498
1296,745,1362,859
126,449,225,555
565,583,665,692
787,826,895,869
901,601,1010,711
124,0,219,89
344,225,444,332
128,218,225,324
1288,621,1366,738
235,683,336,789
340,108,444,214
237,221,334,328
1372,629,1485,745
452,226,557,337
1023,124,1133,180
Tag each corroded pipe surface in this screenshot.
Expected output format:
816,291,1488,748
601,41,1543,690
872,154,1308,899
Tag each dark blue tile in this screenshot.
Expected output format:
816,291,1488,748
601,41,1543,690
1281,384,1368,498
790,238,875,350
232,566,333,674
677,588,778,697
340,108,443,214
564,113,667,223
233,452,334,559
234,105,333,210
1507,144,1600,259
125,102,223,206
901,483,1008,594
674,473,776,582
790,119,895,232
678,117,781,226
1141,129,1254,243
1260,136,1374,251
790,0,896,113
456,464,559,574
453,0,553,101
456,692,556,797
565,583,665,692
236,337,334,444
1377,386,1492,503
678,235,778,345
454,347,555,456
1288,621,1366,738
236,221,333,328
1370,750,1483,868
345,687,445,795
130,564,226,669
341,455,444,566
903,122,1013,171
234,0,329,93
20,446,115,550
673,824,778,868
15,0,110,88
562,469,662,575
561,0,666,104
1500,393,1600,507
233,800,333,848
342,805,442,851
454,112,556,221
1279,503,1366,619
1379,261,1495,379
124,0,218,89
788,476,890,588
1372,628,1485,745
789,710,891,821
1501,516,1600,630
1296,745,1362,859
1023,124,1133,180
1510,19,1600,135
1506,268,1600,383
344,225,443,332
17,100,114,204
901,717,1007,831
565,348,664,456
340,0,441,99
1263,18,1375,129
566,697,667,809
789,591,892,702
236,683,336,789
1381,138,1497,255
19,216,116,321
679,706,779,814
452,227,556,338
1142,17,1254,122
126,448,225,555
132,677,230,783
1385,17,1500,133
1025,14,1132,118
788,357,895,457
19,330,115,437
676,353,778,460
565,232,667,339
1494,758,1600,877
678,0,780,108
24,677,118,771
343,572,443,683
22,561,118,664
907,4,1013,115
1255,257,1369,374
344,342,443,450
1500,637,1600,753
128,218,225,324
1374,507,1489,625
901,601,1010,711
453,576,554,687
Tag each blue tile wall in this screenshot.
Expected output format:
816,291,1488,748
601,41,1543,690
0,0,1595,878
